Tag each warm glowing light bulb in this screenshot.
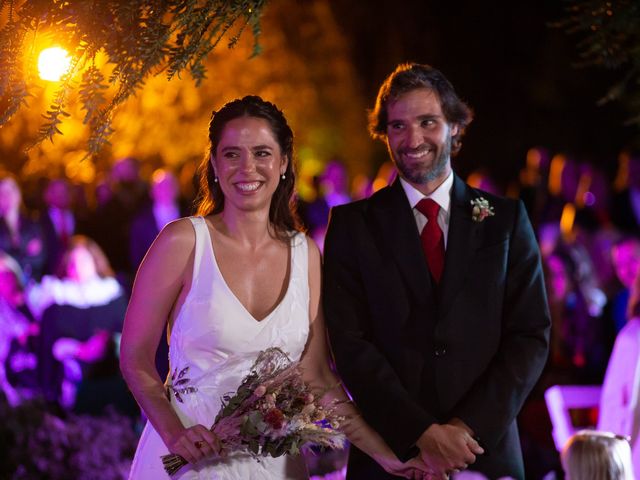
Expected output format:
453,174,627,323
38,47,71,81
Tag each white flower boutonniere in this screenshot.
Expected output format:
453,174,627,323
470,197,495,222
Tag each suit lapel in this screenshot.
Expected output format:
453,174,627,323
370,179,435,305
438,175,482,320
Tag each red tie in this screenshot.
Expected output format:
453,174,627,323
416,198,445,283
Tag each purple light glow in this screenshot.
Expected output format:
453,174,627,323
583,191,596,207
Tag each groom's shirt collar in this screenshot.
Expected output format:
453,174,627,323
400,171,453,212
400,171,453,247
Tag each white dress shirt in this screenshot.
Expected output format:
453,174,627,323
400,171,453,249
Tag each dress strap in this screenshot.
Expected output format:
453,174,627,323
290,232,309,303
187,216,216,296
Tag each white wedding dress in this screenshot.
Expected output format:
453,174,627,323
129,216,310,479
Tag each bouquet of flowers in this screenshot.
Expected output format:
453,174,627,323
161,347,346,475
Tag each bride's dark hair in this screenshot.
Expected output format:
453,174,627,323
194,95,301,240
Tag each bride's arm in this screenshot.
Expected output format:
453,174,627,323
301,237,428,478
120,219,218,463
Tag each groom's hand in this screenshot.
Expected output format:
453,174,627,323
415,421,484,478
376,454,431,479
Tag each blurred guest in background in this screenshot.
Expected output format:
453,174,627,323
39,178,80,276
545,247,608,384
109,156,149,210
0,251,40,406
321,159,352,208
95,157,149,284
519,146,551,230
298,160,352,250
561,430,634,480
129,168,186,271
0,173,46,282
599,265,640,475
31,235,134,416
297,174,330,248
612,149,640,236
94,174,113,209
606,237,640,336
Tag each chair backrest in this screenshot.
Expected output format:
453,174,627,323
545,384,602,451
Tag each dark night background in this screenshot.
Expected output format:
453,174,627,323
330,0,637,187
1,2,638,477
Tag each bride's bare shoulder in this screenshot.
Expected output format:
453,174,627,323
146,217,196,262
159,217,196,244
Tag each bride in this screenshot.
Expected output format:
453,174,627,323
120,95,428,479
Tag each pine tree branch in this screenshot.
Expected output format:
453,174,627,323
0,0,267,155
555,0,640,128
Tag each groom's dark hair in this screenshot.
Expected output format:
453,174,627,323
369,63,473,156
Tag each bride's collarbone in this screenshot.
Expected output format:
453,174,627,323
215,243,291,320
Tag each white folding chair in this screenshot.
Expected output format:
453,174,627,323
544,384,602,451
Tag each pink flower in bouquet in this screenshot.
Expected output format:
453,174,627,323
254,385,267,397
304,393,314,404
264,408,285,430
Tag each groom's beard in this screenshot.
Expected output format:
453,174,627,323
392,134,452,185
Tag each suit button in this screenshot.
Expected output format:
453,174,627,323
434,345,447,357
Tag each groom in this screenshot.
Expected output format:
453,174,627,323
323,63,550,479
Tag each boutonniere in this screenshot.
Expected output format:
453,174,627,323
470,197,495,222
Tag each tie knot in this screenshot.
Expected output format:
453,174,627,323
416,198,440,219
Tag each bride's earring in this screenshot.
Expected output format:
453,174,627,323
281,173,286,180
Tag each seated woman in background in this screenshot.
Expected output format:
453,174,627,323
561,430,634,480
0,173,46,282
599,264,640,475
30,235,136,416
0,251,40,405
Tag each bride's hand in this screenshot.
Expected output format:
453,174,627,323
374,451,432,479
166,424,221,464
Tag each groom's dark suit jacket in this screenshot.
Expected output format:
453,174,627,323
323,175,550,479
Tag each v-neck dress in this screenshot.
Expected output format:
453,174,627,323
129,216,310,479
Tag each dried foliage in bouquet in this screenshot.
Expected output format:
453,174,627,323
161,347,346,475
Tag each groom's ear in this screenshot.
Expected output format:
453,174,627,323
450,123,460,137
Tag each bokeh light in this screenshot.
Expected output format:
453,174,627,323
583,191,596,206
38,47,71,81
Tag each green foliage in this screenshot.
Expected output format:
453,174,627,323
219,372,258,418
0,0,267,156
241,410,264,437
554,0,640,127
0,15,30,126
